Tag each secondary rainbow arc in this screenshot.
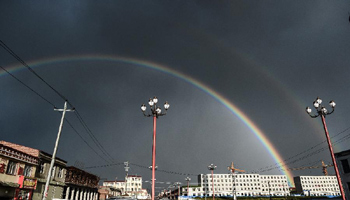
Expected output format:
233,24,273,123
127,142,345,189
0,54,294,185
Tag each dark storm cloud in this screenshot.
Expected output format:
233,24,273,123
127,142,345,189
1,0,350,189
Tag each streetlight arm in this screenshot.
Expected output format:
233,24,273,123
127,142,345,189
325,107,335,115
142,112,153,117
307,113,319,118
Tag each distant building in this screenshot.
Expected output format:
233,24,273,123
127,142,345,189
98,186,122,200
184,173,290,198
335,149,350,199
103,175,143,197
294,176,340,196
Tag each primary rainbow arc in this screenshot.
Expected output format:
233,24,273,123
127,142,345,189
0,54,294,185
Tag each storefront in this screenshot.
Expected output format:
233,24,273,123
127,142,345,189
14,176,37,200
0,181,19,200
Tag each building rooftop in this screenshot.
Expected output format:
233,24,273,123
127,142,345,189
0,140,39,157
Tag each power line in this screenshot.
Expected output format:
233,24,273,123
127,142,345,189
84,162,197,176
64,118,112,164
74,110,115,161
1,40,116,164
0,40,69,105
250,126,350,173
1,63,112,163
0,66,56,107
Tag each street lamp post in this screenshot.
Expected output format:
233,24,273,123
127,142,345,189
174,182,182,200
168,185,175,199
141,97,170,200
208,164,217,200
185,177,191,197
306,97,345,200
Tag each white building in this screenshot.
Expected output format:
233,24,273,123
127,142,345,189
294,176,340,197
182,174,290,197
103,175,143,197
335,149,350,199
260,175,290,196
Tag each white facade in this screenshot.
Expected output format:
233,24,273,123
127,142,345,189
125,175,143,194
294,176,340,197
260,175,290,196
182,173,290,197
103,175,142,196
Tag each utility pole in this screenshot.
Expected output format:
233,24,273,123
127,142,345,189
42,101,74,200
124,161,129,195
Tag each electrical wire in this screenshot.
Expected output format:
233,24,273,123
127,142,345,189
0,64,113,164
0,40,69,105
0,40,116,164
249,126,350,173
74,110,115,161
0,66,56,107
64,118,112,164
84,162,197,177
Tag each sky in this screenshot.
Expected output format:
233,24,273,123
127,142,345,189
1,0,350,192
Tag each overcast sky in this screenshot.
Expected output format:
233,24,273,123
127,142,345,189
1,0,350,190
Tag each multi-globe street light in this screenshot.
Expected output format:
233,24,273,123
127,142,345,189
141,97,170,200
185,177,191,197
208,164,217,200
306,97,345,200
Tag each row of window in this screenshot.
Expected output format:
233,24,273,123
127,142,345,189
300,176,336,180
261,180,287,183
187,192,289,197
301,181,337,184
203,179,287,184
304,188,339,192
261,176,286,179
7,160,33,177
6,160,64,178
204,183,287,188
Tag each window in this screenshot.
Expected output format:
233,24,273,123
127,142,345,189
58,167,64,178
39,162,45,174
51,167,55,178
24,165,32,177
6,161,17,175
341,159,350,173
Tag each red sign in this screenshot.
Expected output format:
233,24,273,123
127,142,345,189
18,176,37,189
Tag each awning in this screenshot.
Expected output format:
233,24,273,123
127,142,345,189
0,181,20,188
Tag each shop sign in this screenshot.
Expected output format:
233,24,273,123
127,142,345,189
18,176,37,189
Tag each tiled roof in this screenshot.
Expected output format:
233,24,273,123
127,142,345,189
0,141,39,158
